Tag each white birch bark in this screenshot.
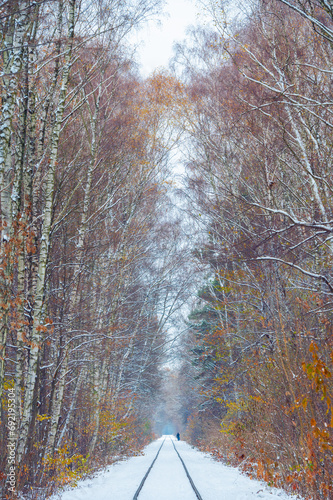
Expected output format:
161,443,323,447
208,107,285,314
88,359,104,456
43,83,102,459
44,350,69,457
17,0,76,462
56,362,87,448
0,0,30,402
0,0,29,240
77,84,102,251
14,42,33,418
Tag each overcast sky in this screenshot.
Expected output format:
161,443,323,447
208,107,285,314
131,0,202,76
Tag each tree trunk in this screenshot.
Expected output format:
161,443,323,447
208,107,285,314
17,0,76,462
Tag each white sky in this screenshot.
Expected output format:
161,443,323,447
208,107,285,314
131,0,203,76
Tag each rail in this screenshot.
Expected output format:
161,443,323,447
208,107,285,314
132,437,203,500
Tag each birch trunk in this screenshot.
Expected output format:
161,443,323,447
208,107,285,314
56,362,87,448
42,79,103,461
17,0,76,462
44,350,69,457
77,83,102,251
0,0,30,402
0,0,28,240
14,40,34,418
88,360,103,456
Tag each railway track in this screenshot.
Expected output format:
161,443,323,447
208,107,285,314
132,437,203,500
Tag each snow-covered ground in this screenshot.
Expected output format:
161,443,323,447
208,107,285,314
51,436,298,500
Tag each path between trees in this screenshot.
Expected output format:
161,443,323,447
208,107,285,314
53,436,297,500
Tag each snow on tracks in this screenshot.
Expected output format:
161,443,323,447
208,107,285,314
170,439,203,500
53,436,297,500
136,437,199,500
133,437,166,499
172,440,296,500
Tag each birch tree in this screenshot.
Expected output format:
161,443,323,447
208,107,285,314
176,2,333,496
1,0,182,493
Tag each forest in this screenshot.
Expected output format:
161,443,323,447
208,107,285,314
1,0,333,499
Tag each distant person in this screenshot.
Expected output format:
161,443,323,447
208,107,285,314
176,432,180,441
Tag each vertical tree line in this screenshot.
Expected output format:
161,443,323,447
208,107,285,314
176,1,333,498
0,1,187,496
